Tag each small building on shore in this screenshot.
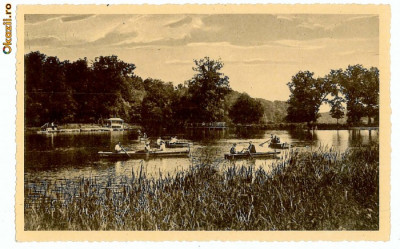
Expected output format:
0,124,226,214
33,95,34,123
106,118,124,130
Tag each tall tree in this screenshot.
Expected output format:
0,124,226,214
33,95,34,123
141,78,175,131
188,57,231,122
286,71,334,128
25,51,46,126
361,67,379,125
64,58,91,122
339,65,367,125
91,55,136,122
229,93,264,124
329,97,345,126
45,56,78,123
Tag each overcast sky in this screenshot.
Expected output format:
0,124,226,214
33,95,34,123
24,14,379,101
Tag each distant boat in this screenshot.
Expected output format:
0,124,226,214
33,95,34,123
165,141,192,148
98,150,190,159
269,142,290,149
37,122,58,134
138,136,148,142
224,151,280,160
37,127,58,134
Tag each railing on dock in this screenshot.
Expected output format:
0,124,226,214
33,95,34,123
185,122,227,129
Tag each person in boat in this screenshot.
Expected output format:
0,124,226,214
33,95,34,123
170,136,178,144
247,141,256,154
144,141,151,152
115,142,123,153
143,132,147,139
230,143,238,154
156,137,163,146
158,141,166,151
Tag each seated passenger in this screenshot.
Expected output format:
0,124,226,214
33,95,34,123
247,141,256,153
170,136,178,144
115,142,122,153
144,141,151,152
230,143,237,154
156,137,163,146
159,141,166,151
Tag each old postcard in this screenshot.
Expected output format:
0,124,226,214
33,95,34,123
16,4,391,241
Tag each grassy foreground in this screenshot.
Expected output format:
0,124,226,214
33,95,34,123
25,145,379,230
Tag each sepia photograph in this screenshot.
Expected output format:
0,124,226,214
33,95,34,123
15,4,391,241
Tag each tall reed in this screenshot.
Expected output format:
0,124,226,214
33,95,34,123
25,144,379,230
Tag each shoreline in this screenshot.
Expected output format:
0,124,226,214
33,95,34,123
25,122,378,131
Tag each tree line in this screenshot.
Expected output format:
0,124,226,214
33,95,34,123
25,52,265,130
286,65,379,127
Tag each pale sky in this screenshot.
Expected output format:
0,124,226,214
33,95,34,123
24,14,379,102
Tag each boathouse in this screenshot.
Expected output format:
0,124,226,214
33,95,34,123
107,118,124,130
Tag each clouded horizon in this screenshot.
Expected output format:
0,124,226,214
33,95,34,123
24,14,379,102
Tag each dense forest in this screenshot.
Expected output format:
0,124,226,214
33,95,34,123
25,51,379,130
25,52,274,130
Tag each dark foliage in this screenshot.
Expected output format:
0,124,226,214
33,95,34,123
229,93,264,124
286,65,379,126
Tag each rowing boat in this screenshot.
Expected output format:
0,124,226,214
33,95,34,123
165,141,192,148
138,136,148,142
224,151,280,160
98,150,190,159
269,142,290,149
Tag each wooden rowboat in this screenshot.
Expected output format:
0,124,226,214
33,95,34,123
138,136,148,142
224,151,280,160
269,142,290,149
98,150,190,159
165,141,192,148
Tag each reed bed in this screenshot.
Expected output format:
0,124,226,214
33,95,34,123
24,144,379,230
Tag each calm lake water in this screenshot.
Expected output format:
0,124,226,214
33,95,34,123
25,129,378,182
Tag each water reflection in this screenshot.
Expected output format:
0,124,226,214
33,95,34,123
25,128,379,182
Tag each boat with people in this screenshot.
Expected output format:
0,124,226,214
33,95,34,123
224,151,281,160
268,134,290,149
138,136,148,142
163,136,192,148
98,149,190,159
165,141,192,148
269,142,290,149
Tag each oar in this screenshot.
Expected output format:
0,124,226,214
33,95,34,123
121,146,130,157
259,139,271,147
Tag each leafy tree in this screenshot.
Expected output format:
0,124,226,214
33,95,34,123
229,93,264,124
64,58,91,122
361,67,379,125
286,71,334,128
336,65,379,125
171,83,194,126
188,57,231,122
329,97,345,125
339,65,367,125
141,78,175,131
43,56,78,123
25,51,46,126
91,55,136,122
